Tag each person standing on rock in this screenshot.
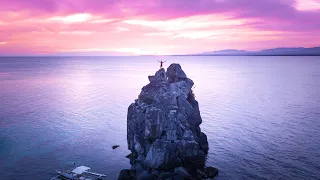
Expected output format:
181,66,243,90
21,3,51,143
158,60,166,68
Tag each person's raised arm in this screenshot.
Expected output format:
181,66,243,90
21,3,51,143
157,60,160,62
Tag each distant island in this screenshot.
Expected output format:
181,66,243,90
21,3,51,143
182,47,320,56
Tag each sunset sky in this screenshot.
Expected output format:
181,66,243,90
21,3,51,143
0,0,320,55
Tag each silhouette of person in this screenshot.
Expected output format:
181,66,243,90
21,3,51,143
158,60,166,68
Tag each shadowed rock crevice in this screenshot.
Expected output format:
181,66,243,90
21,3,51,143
119,64,218,180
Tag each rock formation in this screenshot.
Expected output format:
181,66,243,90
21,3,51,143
118,64,217,180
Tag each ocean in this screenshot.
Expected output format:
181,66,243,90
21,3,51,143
0,56,319,180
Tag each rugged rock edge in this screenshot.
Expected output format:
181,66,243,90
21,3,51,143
118,64,218,180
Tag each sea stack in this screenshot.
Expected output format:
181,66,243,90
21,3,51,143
119,64,217,180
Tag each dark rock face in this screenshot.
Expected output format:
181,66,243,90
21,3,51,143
145,139,182,169
118,169,133,180
205,166,219,178
136,170,157,180
166,64,187,83
174,167,191,179
199,132,209,154
148,68,167,83
120,64,216,179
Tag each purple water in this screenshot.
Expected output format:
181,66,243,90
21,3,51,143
1,56,320,180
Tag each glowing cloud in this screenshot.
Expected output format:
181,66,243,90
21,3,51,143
295,0,320,11
59,31,95,35
47,13,93,23
116,27,130,32
0,0,319,55
123,15,248,31
90,19,117,24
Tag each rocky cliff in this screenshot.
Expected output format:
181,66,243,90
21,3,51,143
118,64,217,180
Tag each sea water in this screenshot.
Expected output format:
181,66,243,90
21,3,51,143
0,56,319,180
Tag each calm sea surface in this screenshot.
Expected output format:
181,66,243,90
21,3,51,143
0,56,320,180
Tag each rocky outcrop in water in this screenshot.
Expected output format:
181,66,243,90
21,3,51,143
118,64,217,180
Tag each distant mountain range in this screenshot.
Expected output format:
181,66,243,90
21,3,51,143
197,47,320,56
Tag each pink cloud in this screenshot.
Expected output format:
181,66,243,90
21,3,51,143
0,0,320,55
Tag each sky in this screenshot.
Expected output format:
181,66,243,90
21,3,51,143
0,0,320,55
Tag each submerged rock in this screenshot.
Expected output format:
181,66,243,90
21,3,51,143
196,169,207,179
112,145,120,149
119,64,216,179
204,166,219,178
